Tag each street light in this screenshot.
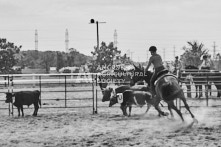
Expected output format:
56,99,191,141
90,19,106,114
90,19,106,51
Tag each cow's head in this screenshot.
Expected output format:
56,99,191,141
5,92,14,103
109,96,118,107
102,87,115,102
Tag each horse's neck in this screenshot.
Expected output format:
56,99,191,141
145,72,153,85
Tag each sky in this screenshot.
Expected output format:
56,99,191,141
0,0,221,62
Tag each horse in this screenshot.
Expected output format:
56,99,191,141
131,65,198,122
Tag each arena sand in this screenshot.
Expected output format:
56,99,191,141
0,103,221,147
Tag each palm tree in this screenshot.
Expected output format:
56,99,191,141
181,41,208,67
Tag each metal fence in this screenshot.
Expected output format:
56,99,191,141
0,73,99,115
179,69,221,107
1,70,221,116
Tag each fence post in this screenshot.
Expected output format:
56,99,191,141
7,75,14,116
94,74,98,114
7,75,11,116
206,72,209,106
39,76,42,108
10,76,14,116
64,75,67,108
92,74,95,114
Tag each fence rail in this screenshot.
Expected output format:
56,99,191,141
1,71,221,116
0,73,99,115
180,69,221,107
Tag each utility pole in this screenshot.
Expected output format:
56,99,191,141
130,51,134,61
127,49,130,58
163,48,165,61
35,29,38,51
212,42,217,59
65,29,69,53
114,29,118,48
173,46,176,58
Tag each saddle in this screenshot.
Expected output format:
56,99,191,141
156,69,169,78
154,69,177,86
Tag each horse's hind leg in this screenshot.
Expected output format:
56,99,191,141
168,105,174,118
167,101,184,122
180,93,198,123
180,96,195,119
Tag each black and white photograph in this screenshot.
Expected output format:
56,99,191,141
0,0,221,146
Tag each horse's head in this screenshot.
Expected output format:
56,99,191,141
130,64,144,85
131,64,152,85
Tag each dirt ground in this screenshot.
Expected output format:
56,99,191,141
0,103,221,147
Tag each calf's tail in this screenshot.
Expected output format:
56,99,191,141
37,91,41,106
39,98,41,106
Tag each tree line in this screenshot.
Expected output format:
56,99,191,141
0,37,216,74
0,38,91,74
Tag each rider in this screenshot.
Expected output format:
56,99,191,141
145,46,166,97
